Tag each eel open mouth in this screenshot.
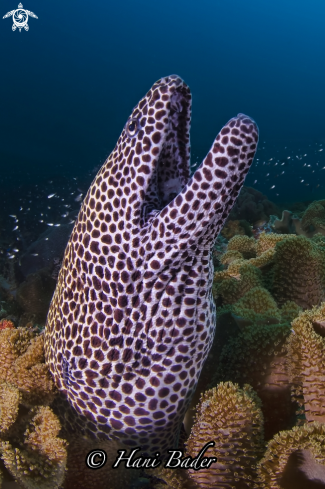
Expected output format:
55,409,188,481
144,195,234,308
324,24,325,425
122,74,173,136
156,79,192,207
125,75,192,220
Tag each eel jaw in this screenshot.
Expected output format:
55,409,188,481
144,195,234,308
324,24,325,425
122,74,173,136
158,85,192,206
131,76,192,220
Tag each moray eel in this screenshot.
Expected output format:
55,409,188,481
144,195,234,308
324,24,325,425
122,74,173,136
44,75,259,456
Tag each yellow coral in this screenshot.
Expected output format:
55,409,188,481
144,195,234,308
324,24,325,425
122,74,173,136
287,303,325,423
227,235,256,257
0,382,20,434
9,335,56,407
257,422,325,488
0,406,67,489
220,249,243,265
214,263,263,305
0,328,56,407
185,383,264,488
256,232,294,256
0,328,35,381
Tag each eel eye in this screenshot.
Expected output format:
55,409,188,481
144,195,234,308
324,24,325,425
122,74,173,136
126,118,140,138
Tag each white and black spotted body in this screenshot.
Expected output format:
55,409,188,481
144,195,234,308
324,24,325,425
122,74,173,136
44,75,259,456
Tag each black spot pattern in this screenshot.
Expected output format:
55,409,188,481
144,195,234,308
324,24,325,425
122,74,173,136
44,77,258,456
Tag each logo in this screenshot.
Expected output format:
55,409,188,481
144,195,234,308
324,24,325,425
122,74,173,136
3,3,38,32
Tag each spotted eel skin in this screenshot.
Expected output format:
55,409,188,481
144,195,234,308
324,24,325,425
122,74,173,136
44,75,259,456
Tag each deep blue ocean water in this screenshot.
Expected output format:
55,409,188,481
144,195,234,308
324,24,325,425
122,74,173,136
1,0,325,242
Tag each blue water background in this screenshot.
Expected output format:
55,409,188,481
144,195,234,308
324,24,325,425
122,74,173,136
1,0,325,204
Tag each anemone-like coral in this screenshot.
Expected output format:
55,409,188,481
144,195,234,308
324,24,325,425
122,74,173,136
272,235,325,309
227,235,256,257
256,422,325,488
255,232,294,256
232,286,281,324
0,405,67,489
185,382,264,488
215,232,325,312
220,249,244,266
214,263,263,305
280,300,302,323
287,303,325,423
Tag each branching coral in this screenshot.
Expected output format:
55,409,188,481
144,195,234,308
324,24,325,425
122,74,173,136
185,382,264,488
0,328,56,407
0,406,67,489
0,319,14,331
287,303,325,423
257,422,325,488
0,382,20,434
0,327,66,489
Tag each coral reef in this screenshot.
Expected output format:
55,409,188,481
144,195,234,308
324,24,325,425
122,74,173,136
62,436,139,489
212,321,294,439
273,210,296,234
257,422,325,488
273,200,325,238
0,327,56,407
272,236,325,309
232,286,281,324
185,382,264,488
214,263,263,305
0,327,67,489
16,270,57,324
227,235,256,257
0,319,14,331
288,303,325,423
229,186,280,225
215,232,325,312
0,406,67,489
220,219,252,240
